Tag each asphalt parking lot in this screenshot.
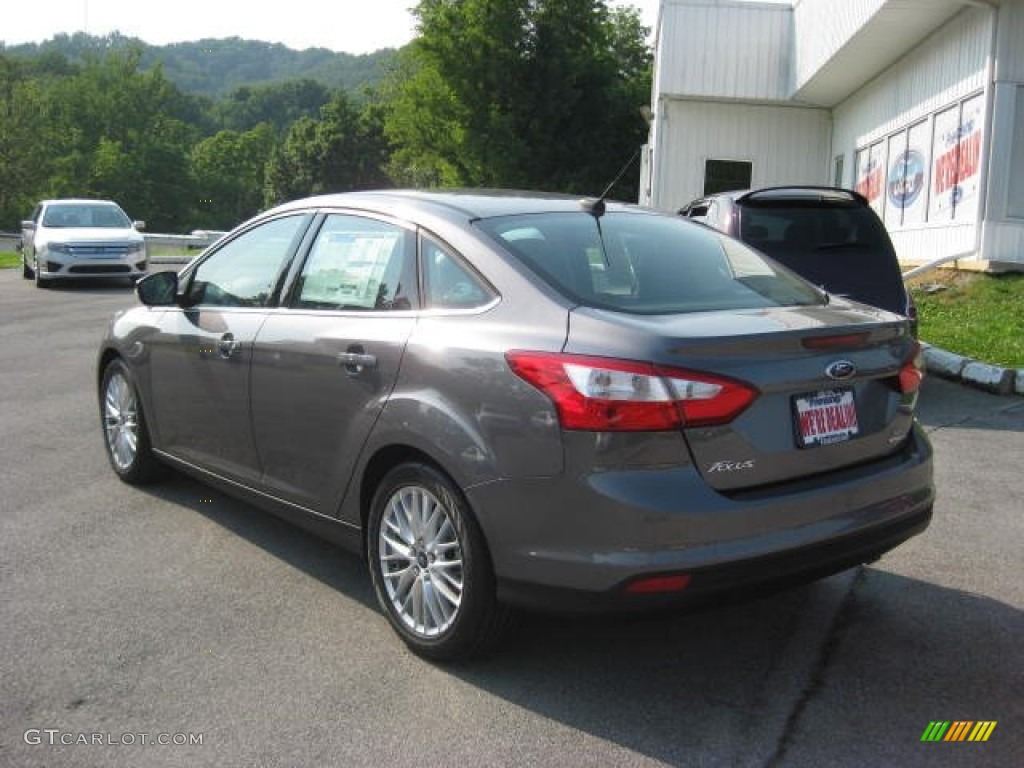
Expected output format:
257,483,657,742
1,269,1021,768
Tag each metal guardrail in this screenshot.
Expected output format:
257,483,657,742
1,230,225,253
144,231,227,250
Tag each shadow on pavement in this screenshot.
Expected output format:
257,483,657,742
444,568,1021,768
138,471,1021,767
916,375,1023,433
137,474,377,612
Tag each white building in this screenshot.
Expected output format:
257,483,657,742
640,0,1024,270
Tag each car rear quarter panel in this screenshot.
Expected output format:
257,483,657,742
335,228,573,528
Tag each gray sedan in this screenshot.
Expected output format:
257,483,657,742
97,190,933,660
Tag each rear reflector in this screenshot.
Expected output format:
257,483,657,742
899,340,925,394
505,352,757,431
625,574,692,594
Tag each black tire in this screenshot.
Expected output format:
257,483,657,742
367,462,509,661
35,264,50,289
99,358,163,485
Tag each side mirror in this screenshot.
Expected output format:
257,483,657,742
21,220,36,231
136,270,179,307
133,220,146,231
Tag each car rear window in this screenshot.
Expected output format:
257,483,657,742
476,211,824,314
736,201,905,313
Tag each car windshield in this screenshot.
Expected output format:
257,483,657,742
476,211,824,314
736,201,905,311
42,204,132,229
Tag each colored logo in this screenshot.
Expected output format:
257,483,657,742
887,149,925,209
921,721,997,742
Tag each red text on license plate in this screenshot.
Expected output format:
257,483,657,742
795,389,859,447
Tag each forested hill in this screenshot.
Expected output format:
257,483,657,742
4,32,397,96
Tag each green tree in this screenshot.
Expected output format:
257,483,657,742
40,46,197,229
384,0,651,197
0,55,53,227
190,123,276,228
263,91,390,206
216,79,331,133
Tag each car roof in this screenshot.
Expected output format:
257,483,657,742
695,186,869,206
268,189,649,221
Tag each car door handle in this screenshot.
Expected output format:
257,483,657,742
338,351,377,373
218,333,242,359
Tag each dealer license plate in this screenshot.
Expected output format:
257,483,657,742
794,389,859,448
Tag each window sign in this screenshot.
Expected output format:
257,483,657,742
868,142,886,217
855,143,885,215
953,93,985,220
858,92,984,227
902,121,930,226
854,148,870,198
930,105,960,220
931,98,983,221
885,132,908,227
297,215,412,311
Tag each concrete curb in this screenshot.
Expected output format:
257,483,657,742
921,343,1021,397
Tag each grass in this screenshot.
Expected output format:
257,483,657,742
0,247,192,266
148,245,196,258
908,271,1024,368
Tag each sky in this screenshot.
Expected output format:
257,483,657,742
0,0,668,54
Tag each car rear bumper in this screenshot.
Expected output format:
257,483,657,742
467,424,934,610
496,503,931,612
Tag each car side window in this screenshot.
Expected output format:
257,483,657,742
682,201,710,220
294,215,417,311
188,215,307,308
422,237,493,310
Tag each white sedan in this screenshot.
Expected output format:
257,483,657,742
19,199,148,288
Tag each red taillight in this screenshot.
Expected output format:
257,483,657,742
505,352,757,431
625,573,692,594
899,340,925,394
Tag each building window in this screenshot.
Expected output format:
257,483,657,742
703,159,752,195
855,91,985,230
930,93,984,222
833,155,845,187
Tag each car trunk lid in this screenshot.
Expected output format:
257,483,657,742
565,302,920,492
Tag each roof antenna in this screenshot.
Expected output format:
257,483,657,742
581,148,641,217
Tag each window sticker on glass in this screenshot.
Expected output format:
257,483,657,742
299,230,401,311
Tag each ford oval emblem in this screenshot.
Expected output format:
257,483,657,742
826,360,857,381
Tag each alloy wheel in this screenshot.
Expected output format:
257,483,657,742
378,484,465,638
104,370,139,471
